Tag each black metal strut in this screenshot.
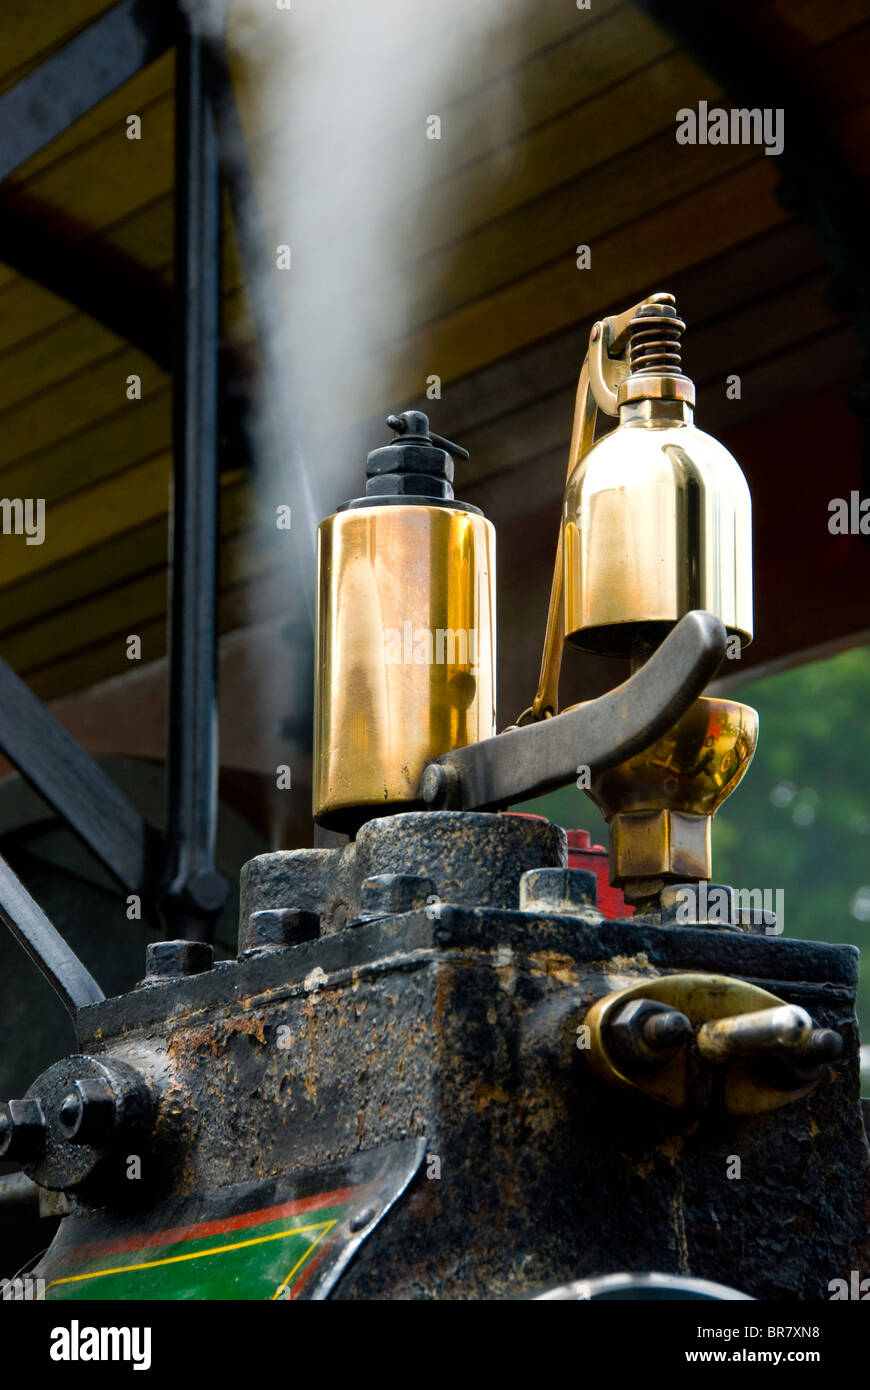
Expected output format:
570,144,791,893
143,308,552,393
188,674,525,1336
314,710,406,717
0,855,104,1019
0,0,228,1010
159,4,229,941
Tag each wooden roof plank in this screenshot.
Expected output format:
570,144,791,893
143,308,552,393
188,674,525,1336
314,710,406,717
323,159,787,424
0,525,271,670
0,343,168,466
0,475,251,623
0,387,171,497
21,571,288,701
5,50,174,185
391,220,823,444
456,272,840,489
0,452,171,586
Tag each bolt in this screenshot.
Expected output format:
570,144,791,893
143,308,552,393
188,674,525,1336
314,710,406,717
609,999,692,1070
0,1099,46,1162
419,762,461,808
357,875,436,920
805,1028,844,1064
765,1025,844,1091
420,765,443,804
519,867,600,918
239,908,320,956
145,939,214,980
58,1078,116,1145
642,1010,693,1052
660,883,737,929
59,1095,78,1127
348,1206,376,1233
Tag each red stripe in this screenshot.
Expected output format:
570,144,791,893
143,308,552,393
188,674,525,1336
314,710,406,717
289,1238,335,1300
53,1184,359,1266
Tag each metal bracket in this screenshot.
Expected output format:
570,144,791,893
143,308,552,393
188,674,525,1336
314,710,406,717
585,973,843,1114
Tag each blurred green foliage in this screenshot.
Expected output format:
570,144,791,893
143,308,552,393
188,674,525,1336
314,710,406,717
513,645,870,1034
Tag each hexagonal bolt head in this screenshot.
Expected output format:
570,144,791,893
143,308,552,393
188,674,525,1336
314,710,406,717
519,867,600,917
660,882,736,928
58,1078,116,1145
608,999,693,1070
145,939,214,980
0,1099,46,1161
357,874,437,920
239,907,320,956
419,763,462,808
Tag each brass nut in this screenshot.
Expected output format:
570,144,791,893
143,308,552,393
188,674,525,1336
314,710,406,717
609,809,711,886
617,373,695,408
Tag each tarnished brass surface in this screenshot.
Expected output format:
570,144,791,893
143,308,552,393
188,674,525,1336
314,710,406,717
697,1004,812,1063
563,396,753,657
314,504,496,830
585,974,822,1114
587,696,758,891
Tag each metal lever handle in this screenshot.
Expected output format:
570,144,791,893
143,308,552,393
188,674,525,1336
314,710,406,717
420,609,726,812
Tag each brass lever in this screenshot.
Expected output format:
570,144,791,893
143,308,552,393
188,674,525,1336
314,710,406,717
517,292,677,725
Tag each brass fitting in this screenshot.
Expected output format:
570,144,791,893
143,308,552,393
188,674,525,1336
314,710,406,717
587,695,758,906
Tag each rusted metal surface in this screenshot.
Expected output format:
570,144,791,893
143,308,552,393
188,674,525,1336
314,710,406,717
240,810,567,934
15,810,870,1299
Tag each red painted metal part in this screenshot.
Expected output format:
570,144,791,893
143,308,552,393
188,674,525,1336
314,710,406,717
564,828,632,919
504,814,631,919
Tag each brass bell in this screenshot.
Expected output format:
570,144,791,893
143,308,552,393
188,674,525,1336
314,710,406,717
563,298,752,659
